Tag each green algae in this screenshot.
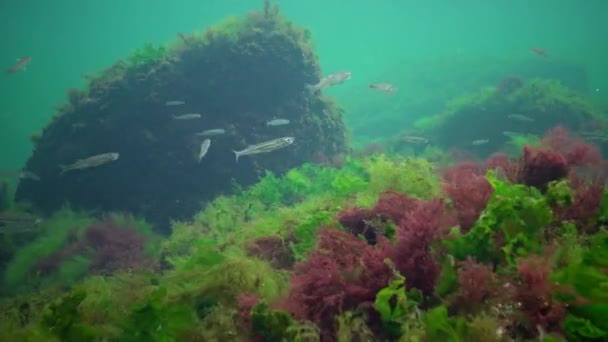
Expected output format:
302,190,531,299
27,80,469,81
3,208,95,294
446,171,553,267
250,301,294,342
374,276,408,338
0,150,607,340
41,289,94,341
2,12,608,338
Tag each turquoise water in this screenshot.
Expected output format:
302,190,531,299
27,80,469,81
2,0,607,171
2,2,608,340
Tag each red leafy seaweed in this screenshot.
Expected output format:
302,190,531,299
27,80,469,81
450,258,499,314
284,228,393,340
514,255,566,336
245,235,296,269
394,199,456,295
442,162,493,233
519,145,569,191
36,217,156,276
337,191,421,244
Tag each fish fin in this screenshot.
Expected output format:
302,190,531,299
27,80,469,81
232,150,240,163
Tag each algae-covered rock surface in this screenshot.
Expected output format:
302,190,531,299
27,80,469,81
409,78,607,158
15,4,347,228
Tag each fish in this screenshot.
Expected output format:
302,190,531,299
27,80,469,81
531,47,548,57
6,56,32,74
502,131,524,137
59,152,120,175
582,135,608,142
165,100,186,106
0,214,42,233
266,119,290,126
232,137,295,162
401,136,428,144
198,139,211,163
579,131,608,141
579,131,602,136
0,171,40,181
369,83,398,95
507,114,535,122
172,113,201,120
306,71,351,93
19,171,40,181
196,128,226,137
472,139,489,146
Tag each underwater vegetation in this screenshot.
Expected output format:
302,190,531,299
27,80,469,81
1,124,607,341
15,1,347,229
403,77,607,159
348,56,590,149
3,1,608,341
1,210,160,296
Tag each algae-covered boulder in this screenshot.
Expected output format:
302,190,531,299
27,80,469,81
412,78,606,157
16,3,347,229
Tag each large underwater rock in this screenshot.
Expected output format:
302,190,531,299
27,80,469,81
16,3,347,229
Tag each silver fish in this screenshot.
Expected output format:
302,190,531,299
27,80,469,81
0,171,40,181
472,139,489,146
401,136,428,144
306,71,351,93
165,100,185,106
508,114,534,122
0,214,42,234
172,113,201,120
232,137,295,162
579,131,608,141
583,135,608,142
198,139,211,163
59,152,119,175
502,131,524,137
369,83,398,95
196,128,226,137
266,119,290,126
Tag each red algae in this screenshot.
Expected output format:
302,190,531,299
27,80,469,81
442,162,493,232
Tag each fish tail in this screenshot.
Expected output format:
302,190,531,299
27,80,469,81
232,150,240,163
58,165,68,175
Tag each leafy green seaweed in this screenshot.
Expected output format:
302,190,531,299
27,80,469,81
447,171,552,267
